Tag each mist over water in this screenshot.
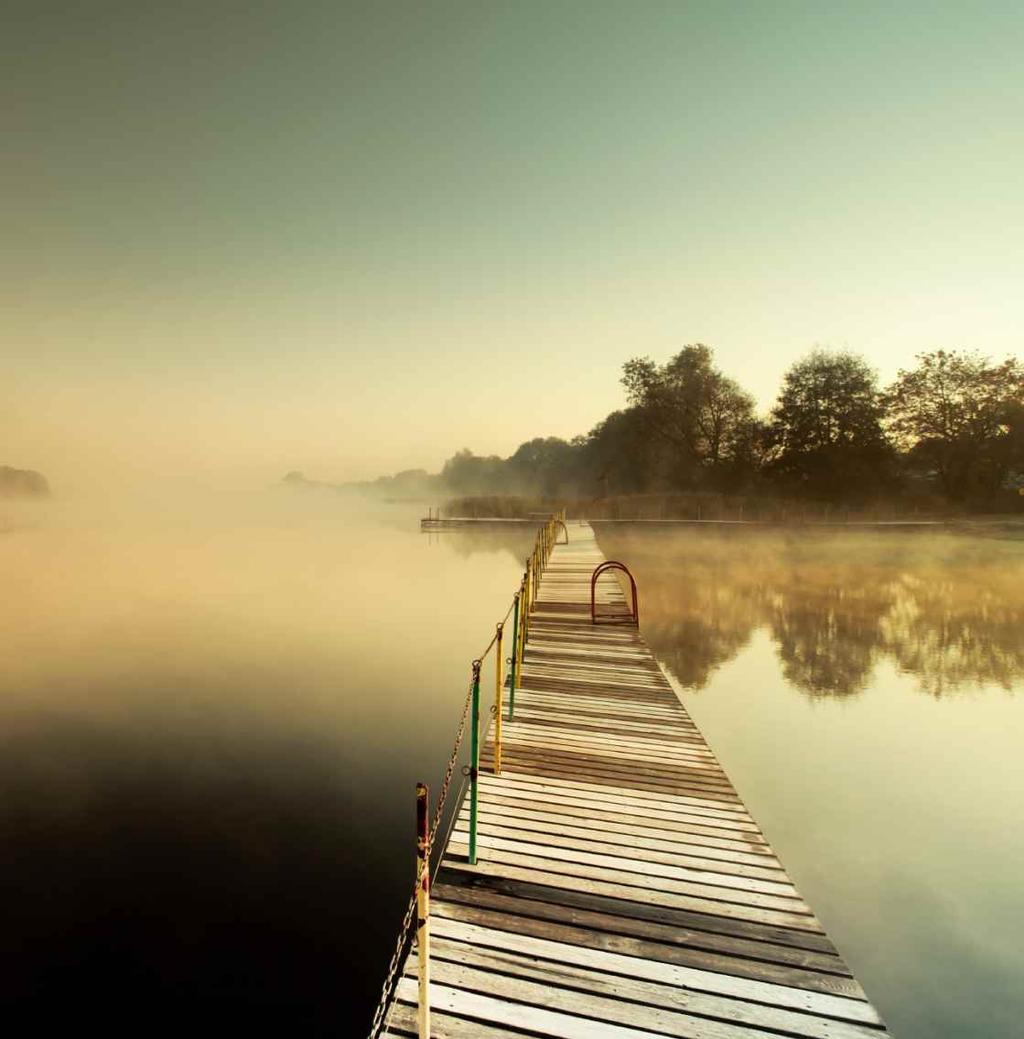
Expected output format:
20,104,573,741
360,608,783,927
599,525,1024,1039
5,501,1023,1037
1,493,533,1034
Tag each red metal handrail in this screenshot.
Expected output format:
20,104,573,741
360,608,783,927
590,561,639,626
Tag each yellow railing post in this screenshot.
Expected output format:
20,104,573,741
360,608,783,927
468,660,481,864
522,562,531,651
509,588,521,721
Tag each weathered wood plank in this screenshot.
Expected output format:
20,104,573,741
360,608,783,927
430,881,849,972
429,899,862,997
461,821,786,883
449,828,800,898
395,976,668,1038
440,855,824,931
404,945,882,1039
478,773,755,821
433,869,839,953
427,917,880,1024
469,807,784,869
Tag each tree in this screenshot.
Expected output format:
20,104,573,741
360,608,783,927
506,437,580,497
439,449,506,495
621,345,758,488
581,408,669,496
767,350,891,500
884,350,1024,502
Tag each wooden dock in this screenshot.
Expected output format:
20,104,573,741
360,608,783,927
421,516,943,532
384,522,889,1037
421,517,536,531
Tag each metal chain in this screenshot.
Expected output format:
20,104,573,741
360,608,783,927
366,878,418,1039
366,678,474,1038
429,678,473,848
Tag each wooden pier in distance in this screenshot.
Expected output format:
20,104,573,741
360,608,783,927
421,516,536,531
383,522,889,1037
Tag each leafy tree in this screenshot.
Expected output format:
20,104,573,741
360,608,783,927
884,350,1024,502
621,345,758,488
507,437,579,497
581,408,668,496
767,350,891,500
439,449,507,495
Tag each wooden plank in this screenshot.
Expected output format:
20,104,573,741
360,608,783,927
395,977,668,1038
499,721,720,754
430,899,862,997
472,792,772,846
440,856,824,932
386,998,534,1037
463,816,787,881
480,754,742,801
470,802,761,845
431,881,849,973
404,945,882,1039
494,733,724,767
470,806,783,868
482,741,733,781
477,773,755,820
449,828,799,898
428,917,880,1024
433,869,839,954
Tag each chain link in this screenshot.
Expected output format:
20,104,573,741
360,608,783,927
366,678,474,1038
428,677,473,849
365,878,418,1039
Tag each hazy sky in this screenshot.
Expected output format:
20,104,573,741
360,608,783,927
4,2,1022,489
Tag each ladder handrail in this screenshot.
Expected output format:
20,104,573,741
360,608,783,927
590,560,639,626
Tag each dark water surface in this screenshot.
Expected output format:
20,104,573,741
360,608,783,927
1,494,533,1035
599,524,1024,1039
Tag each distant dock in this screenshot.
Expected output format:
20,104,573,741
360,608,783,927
421,516,535,531
422,514,945,531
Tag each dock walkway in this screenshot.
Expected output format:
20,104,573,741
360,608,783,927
385,522,889,1037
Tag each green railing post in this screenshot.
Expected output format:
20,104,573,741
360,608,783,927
468,658,481,866
508,591,520,722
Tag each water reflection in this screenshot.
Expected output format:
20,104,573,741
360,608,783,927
597,528,1024,698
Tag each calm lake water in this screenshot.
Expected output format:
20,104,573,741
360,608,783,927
600,524,1024,1039
4,501,1022,1037
1,493,533,1034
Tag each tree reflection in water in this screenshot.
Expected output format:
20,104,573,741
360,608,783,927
596,526,1024,699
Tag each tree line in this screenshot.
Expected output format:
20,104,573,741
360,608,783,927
368,346,1024,509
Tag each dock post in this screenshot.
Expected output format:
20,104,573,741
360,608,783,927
508,591,520,721
415,782,430,1039
469,659,481,865
493,623,503,775
522,561,531,645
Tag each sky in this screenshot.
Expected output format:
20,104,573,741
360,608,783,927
4,1,1023,490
